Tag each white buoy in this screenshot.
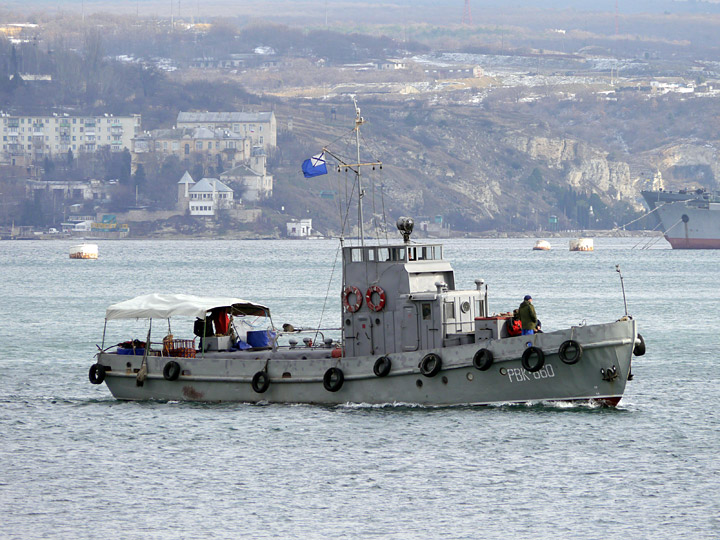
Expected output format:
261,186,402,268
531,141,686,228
70,243,99,259
569,238,594,251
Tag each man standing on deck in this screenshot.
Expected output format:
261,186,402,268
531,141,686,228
518,295,537,336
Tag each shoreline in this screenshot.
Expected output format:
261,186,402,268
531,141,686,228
0,229,665,241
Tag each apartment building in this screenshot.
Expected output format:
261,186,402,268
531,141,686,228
176,111,276,150
132,127,252,169
0,113,141,167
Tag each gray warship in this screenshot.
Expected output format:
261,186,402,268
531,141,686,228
641,189,720,249
89,104,644,406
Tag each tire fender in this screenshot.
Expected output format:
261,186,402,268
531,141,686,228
521,346,545,372
163,361,181,381
472,348,493,371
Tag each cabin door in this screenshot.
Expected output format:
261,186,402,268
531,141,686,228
354,314,373,357
401,306,419,351
419,302,439,350
370,312,387,356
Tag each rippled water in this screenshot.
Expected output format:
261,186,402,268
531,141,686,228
1,237,719,539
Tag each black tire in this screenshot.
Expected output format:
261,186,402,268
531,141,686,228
558,340,583,365
323,367,344,392
633,334,646,356
251,370,270,393
420,353,442,377
521,347,545,372
88,363,105,385
472,348,494,371
163,361,181,381
373,356,392,377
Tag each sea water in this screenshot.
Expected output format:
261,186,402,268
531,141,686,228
0,238,718,539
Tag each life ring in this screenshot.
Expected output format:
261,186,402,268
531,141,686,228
373,356,392,377
366,285,386,312
633,334,646,356
251,370,270,393
521,346,545,372
420,353,442,377
472,348,493,371
88,363,106,385
342,286,363,313
558,340,583,365
323,367,344,392
163,361,181,381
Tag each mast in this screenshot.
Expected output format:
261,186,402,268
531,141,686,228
353,98,365,246
321,98,381,246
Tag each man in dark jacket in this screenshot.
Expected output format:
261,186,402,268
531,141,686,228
517,295,537,335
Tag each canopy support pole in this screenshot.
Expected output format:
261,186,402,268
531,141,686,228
101,319,107,349
136,319,152,386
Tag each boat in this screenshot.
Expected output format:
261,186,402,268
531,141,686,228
569,238,593,251
70,243,98,259
641,189,720,249
533,240,551,251
88,102,644,406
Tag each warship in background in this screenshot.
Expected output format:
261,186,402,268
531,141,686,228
641,188,720,249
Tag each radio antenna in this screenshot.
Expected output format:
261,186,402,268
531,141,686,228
615,264,628,317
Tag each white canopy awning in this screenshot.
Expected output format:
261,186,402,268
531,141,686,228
105,293,269,320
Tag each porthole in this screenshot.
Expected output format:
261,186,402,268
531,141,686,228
461,301,471,313
416,379,423,388
466,372,474,381
441,376,448,384
345,319,351,326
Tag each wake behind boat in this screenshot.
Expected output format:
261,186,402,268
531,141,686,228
89,102,645,406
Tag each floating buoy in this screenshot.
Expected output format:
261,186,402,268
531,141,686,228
70,243,98,259
569,238,594,252
533,240,551,251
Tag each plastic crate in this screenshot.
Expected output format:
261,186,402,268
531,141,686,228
168,339,196,358
117,347,145,356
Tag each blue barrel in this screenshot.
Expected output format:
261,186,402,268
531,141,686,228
246,330,276,348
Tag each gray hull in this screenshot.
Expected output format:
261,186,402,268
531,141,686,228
642,192,720,249
655,202,720,249
97,319,636,406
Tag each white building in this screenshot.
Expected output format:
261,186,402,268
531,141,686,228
177,172,236,216
1,113,141,167
176,111,276,150
286,218,313,238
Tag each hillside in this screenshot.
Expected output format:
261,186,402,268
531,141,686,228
265,93,720,235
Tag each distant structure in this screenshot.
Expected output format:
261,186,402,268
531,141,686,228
417,215,450,238
220,149,273,202
176,111,277,150
423,65,482,80
132,127,251,170
376,59,407,70
615,0,619,35
1,113,140,167
177,172,236,217
286,218,313,238
462,0,472,25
